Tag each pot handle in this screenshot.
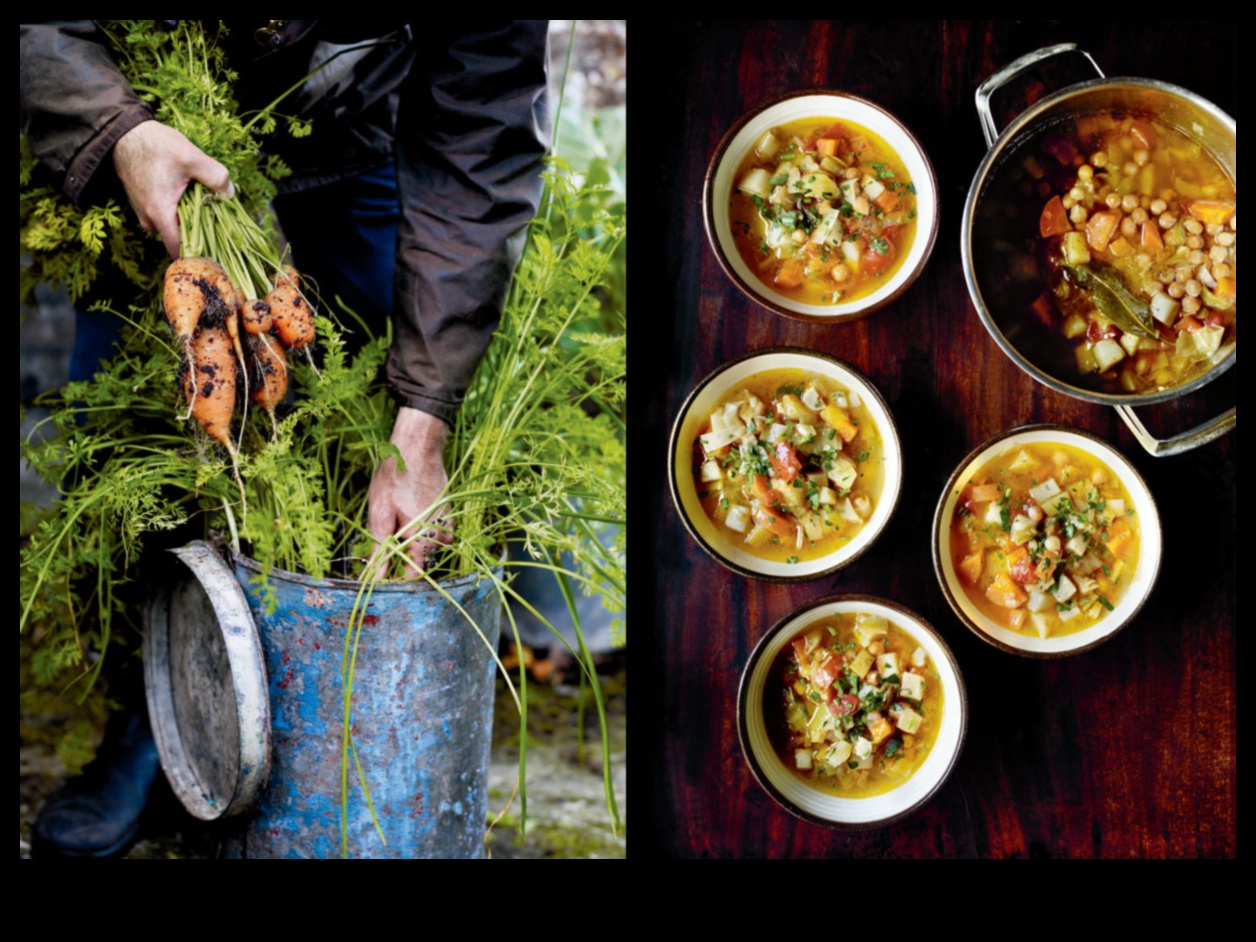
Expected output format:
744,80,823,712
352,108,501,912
976,44,1105,146
1115,405,1236,457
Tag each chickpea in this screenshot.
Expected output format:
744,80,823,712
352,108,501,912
1157,269,1175,285
1205,223,1223,237
1069,204,1088,225
1131,208,1148,226
1092,468,1108,486
1216,231,1235,247
1106,193,1123,210
1027,505,1044,524
1135,253,1151,270
1077,165,1094,182
1185,279,1202,298
1134,149,1150,167
1091,151,1108,168
1150,198,1168,216
1230,213,1237,231
1159,212,1177,229
1186,235,1204,250
1121,194,1140,213
1068,186,1084,203
1182,296,1202,315
1210,246,1228,265
868,640,884,657
1123,161,1138,177
1189,249,1206,266
1213,262,1231,279
1167,282,1185,299
1121,217,1137,239
1184,218,1203,235
1175,268,1190,284
866,671,880,687
832,263,850,283
1044,535,1062,555
1160,188,1178,203
792,229,807,244
1062,196,1076,211
843,167,861,180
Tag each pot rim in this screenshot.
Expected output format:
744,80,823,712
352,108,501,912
961,74,1237,406
231,548,496,593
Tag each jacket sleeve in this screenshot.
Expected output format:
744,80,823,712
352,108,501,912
385,21,550,426
20,22,153,203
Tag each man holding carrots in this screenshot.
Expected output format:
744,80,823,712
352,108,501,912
21,19,549,857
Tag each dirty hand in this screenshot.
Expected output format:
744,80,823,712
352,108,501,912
367,406,453,577
112,119,235,260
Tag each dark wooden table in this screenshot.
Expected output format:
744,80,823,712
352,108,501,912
635,20,1236,858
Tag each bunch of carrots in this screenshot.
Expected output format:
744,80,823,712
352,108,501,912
166,183,315,500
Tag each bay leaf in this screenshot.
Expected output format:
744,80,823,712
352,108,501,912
1071,263,1159,340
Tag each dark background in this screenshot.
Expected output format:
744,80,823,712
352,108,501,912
631,20,1236,858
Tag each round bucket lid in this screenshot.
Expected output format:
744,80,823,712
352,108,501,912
143,540,271,820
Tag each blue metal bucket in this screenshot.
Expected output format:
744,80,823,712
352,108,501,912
219,555,502,859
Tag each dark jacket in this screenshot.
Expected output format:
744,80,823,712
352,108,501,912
19,20,550,425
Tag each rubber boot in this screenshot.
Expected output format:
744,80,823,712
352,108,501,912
32,706,161,858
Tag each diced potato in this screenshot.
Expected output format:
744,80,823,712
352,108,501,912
895,707,923,735
1092,339,1126,373
744,525,774,548
911,647,926,668
725,505,750,533
828,455,858,491
795,749,813,771
777,394,817,424
1076,344,1098,374
868,718,893,746
821,404,859,442
1030,613,1053,639
848,648,874,678
700,460,722,483
739,168,772,199
900,672,925,702
959,551,984,585
875,652,900,679
1007,450,1037,473
853,736,873,760
1010,514,1036,545
1150,291,1181,326
825,740,853,768
754,131,780,160
1052,574,1077,603
1062,231,1091,266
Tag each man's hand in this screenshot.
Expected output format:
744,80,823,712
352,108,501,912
112,120,234,260
368,407,453,577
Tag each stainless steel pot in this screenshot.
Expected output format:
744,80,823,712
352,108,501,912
961,44,1236,456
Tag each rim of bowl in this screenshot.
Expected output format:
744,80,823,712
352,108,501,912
737,594,968,830
668,347,903,583
931,424,1163,658
960,76,1237,406
703,88,940,325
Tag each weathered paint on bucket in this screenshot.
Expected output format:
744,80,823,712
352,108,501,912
219,555,502,859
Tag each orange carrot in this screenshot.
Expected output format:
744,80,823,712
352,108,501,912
241,299,273,335
163,257,238,340
249,333,288,413
185,325,238,455
267,266,315,350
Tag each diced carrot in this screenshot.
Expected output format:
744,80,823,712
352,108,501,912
1086,211,1120,252
815,138,838,157
1216,277,1236,300
1039,196,1072,238
868,718,893,746
1129,119,1158,151
959,551,984,585
820,404,859,443
753,475,796,537
875,189,901,215
1140,221,1163,250
774,258,806,289
1109,236,1134,258
985,572,1028,609
1006,546,1036,585
1188,201,1235,227
1105,520,1133,558
1177,315,1203,333
969,482,1002,503
1008,609,1027,630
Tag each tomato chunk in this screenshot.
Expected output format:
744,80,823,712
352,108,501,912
1039,196,1071,238
770,441,802,482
